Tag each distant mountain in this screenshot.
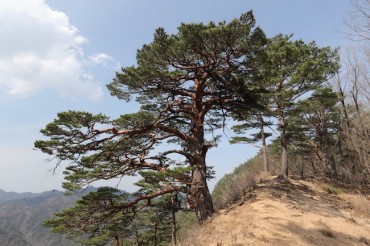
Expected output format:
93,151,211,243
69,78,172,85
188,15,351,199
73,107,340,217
0,189,80,246
0,189,39,204
0,227,31,246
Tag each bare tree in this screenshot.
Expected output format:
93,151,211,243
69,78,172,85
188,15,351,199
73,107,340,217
346,0,370,41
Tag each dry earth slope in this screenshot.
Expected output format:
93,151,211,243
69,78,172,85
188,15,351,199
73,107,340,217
181,177,370,246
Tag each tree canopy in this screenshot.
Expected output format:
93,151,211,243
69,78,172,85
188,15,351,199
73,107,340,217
35,10,341,244
35,11,267,225
251,35,339,178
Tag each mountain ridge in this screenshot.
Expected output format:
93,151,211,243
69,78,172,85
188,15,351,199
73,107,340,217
0,188,78,245
0,188,40,204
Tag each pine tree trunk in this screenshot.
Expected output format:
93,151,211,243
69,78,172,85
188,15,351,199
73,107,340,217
311,160,317,176
114,235,120,246
279,112,289,179
171,207,177,245
300,155,304,177
262,144,269,173
188,129,214,222
281,139,288,178
188,82,214,223
259,113,269,172
153,221,158,246
190,164,214,223
329,154,337,178
134,221,139,246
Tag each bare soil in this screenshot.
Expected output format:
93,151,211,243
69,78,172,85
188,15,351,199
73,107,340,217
180,176,370,246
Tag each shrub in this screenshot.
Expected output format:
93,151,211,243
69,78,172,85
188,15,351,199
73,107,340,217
325,186,342,195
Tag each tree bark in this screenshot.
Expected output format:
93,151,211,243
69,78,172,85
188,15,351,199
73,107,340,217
258,112,269,172
300,155,304,178
190,162,214,223
311,160,317,176
188,133,214,222
114,235,119,246
153,221,158,246
279,112,289,179
187,78,214,223
171,206,177,245
329,154,337,178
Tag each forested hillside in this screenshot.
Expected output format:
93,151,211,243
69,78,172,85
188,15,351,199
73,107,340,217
0,190,78,245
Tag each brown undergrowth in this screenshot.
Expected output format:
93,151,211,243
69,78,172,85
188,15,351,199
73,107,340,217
177,176,370,246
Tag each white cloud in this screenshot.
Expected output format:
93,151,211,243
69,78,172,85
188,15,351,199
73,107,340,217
0,0,104,101
88,53,121,71
89,53,113,66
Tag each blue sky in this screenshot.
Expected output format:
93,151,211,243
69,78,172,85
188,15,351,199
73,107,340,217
0,0,352,193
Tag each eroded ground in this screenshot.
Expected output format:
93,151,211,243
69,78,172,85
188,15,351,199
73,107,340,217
182,177,370,246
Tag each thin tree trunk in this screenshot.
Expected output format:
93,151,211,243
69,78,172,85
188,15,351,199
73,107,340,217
329,154,337,178
114,235,120,246
153,221,158,246
311,160,317,176
281,139,288,178
337,130,344,168
133,219,139,246
171,206,177,245
337,80,350,130
258,112,269,172
279,112,289,179
300,155,304,178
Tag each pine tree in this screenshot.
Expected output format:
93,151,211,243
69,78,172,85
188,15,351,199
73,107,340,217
290,87,340,177
43,187,139,245
35,11,267,224
231,111,273,173
257,35,339,179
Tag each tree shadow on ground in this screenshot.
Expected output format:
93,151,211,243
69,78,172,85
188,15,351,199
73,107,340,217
264,220,370,246
252,177,350,219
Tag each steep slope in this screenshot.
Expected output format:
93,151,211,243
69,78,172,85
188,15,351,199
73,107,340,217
0,227,31,246
181,177,370,245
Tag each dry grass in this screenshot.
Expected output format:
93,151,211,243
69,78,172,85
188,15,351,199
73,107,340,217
340,193,370,216
255,170,271,182
212,171,271,211
178,172,271,245
174,222,202,246
360,236,370,245
178,177,370,246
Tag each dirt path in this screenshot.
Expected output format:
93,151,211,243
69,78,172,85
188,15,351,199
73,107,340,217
183,177,370,246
